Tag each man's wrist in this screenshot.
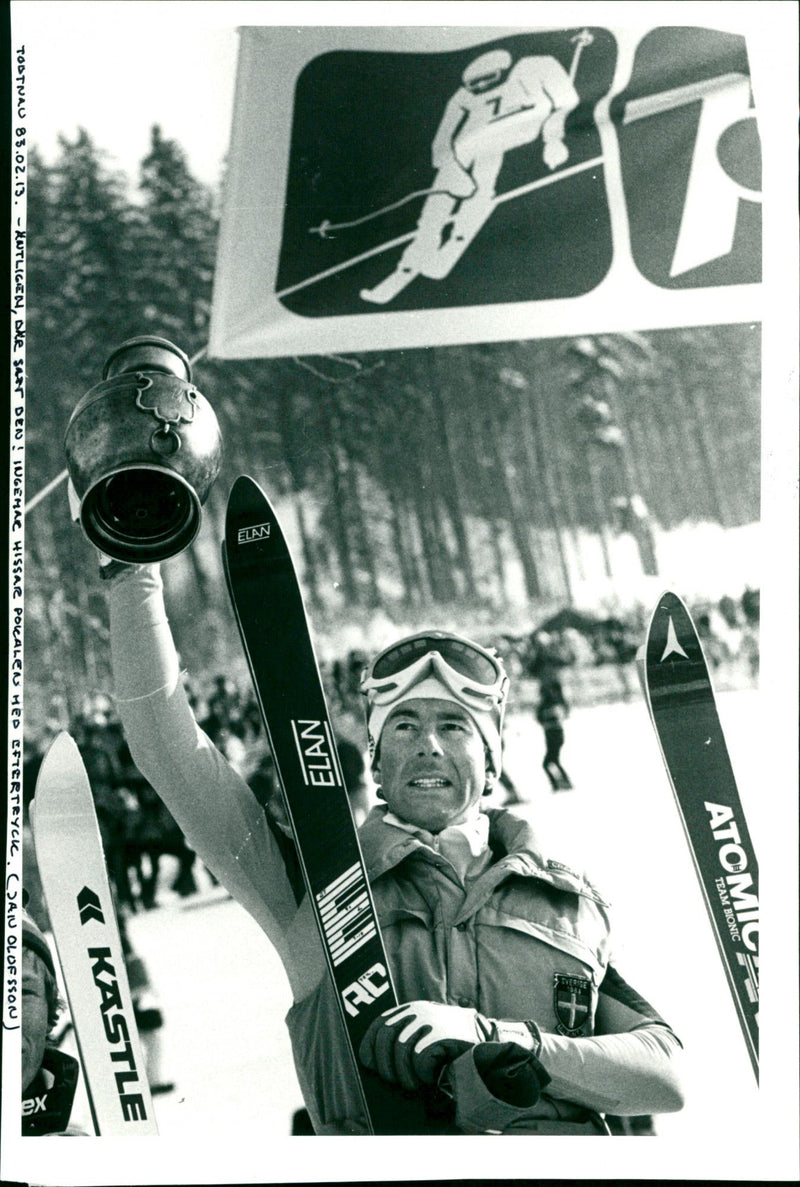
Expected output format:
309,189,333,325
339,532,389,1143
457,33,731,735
486,1017,542,1056
99,559,141,581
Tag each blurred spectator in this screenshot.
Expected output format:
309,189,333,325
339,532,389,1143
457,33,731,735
74,714,138,912
495,759,526,807
523,630,574,683
694,608,728,669
202,715,249,776
536,677,573,792
128,783,176,908
206,674,242,727
718,594,741,629
249,752,304,903
741,625,759,682
595,618,638,666
741,587,759,626
337,736,370,826
119,913,175,1096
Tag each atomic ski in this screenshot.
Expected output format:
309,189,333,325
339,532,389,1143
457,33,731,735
30,732,158,1134
639,591,758,1080
223,475,428,1134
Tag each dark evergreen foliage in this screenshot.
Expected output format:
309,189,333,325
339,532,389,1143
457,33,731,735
23,129,760,725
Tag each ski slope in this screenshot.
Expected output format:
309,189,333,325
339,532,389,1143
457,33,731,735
91,687,791,1175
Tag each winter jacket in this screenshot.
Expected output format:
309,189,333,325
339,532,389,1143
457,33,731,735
106,564,684,1134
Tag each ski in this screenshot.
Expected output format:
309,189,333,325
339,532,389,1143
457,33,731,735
30,732,158,1134
223,475,428,1134
359,267,418,305
639,591,758,1080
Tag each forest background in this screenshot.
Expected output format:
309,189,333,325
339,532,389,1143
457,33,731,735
22,126,761,734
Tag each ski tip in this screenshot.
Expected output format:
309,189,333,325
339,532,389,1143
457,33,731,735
32,732,89,819
39,730,80,772
224,473,289,562
225,474,272,522
229,474,261,499
653,589,688,612
229,473,275,503
644,590,689,634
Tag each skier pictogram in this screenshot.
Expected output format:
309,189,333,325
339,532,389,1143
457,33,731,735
358,34,590,305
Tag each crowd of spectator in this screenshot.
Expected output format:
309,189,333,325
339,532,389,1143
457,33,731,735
23,588,758,911
22,673,370,914
502,587,759,686
19,587,759,1136
327,588,760,715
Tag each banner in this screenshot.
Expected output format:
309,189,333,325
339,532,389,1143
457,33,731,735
208,23,763,359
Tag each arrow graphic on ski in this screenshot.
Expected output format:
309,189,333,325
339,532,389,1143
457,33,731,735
30,732,158,1134
639,592,758,1080
660,616,689,661
77,887,105,925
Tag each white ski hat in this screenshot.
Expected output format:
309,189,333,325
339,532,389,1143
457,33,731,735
360,632,509,777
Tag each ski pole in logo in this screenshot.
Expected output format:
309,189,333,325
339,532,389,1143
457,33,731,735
568,28,594,82
77,886,105,925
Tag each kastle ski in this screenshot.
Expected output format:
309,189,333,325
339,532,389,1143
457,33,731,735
30,732,158,1134
223,475,429,1134
639,591,758,1080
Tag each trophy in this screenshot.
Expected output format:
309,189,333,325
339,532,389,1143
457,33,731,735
65,337,222,562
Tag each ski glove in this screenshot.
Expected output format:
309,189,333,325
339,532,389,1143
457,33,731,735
543,139,569,171
434,158,477,200
358,1000,540,1092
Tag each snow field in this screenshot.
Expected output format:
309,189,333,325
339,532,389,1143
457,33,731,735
125,690,784,1155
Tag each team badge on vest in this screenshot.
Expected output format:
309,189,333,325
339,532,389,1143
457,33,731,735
553,973,592,1036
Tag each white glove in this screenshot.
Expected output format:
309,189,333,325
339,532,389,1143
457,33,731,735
359,1000,538,1092
543,140,569,171
435,158,477,200
66,475,83,524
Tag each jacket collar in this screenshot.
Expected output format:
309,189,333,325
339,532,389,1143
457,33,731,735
360,805,609,906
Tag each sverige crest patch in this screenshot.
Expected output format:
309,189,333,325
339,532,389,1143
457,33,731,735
553,973,592,1036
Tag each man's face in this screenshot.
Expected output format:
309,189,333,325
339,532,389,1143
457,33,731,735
376,698,489,833
22,948,50,1093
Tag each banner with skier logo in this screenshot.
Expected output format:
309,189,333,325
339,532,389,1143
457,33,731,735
208,23,763,359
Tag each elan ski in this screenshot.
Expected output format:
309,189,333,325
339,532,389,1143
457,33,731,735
639,591,758,1080
223,475,428,1134
30,732,158,1133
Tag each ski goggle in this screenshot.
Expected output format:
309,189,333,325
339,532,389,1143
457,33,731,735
360,632,508,712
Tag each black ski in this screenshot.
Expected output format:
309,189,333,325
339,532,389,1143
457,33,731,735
639,591,758,1080
223,475,429,1133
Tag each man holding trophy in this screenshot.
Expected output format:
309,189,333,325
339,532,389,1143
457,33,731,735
62,336,684,1135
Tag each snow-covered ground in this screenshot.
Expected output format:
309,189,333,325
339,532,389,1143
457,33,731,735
28,687,795,1186
110,691,769,1136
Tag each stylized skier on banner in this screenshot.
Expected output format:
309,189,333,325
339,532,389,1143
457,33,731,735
358,39,586,305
